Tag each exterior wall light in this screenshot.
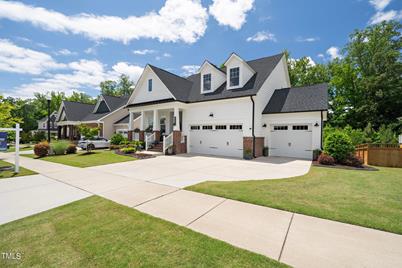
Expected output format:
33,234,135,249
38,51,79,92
209,113,214,117
262,123,267,128
314,122,320,127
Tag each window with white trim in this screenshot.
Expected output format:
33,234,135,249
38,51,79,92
190,125,200,130
148,79,152,92
273,125,288,130
203,73,211,92
215,125,227,130
202,125,213,130
229,67,240,87
292,125,308,130
229,124,242,130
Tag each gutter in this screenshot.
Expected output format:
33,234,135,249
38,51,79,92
320,111,323,149
250,96,256,158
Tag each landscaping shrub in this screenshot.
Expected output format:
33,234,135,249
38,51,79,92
66,144,77,154
313,149,322,161
318,153,335,165
51,140,69,155
33,131,46,143
341,154,363,167
21,131,33,144
109,144,122,150
34,141,50,157
110,133,125,145
121,147,136,154
324,131,354,162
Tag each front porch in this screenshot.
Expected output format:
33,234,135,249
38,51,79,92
57,122,103,141
127,105,186,154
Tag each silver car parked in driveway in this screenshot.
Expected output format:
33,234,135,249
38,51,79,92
78,137,110,151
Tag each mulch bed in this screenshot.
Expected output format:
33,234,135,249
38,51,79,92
312,161,378,171
114,150,156,160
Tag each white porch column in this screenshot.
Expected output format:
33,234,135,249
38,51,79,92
140,111,145,131
153,109,160,131
173,107,180,131
129,111,134,130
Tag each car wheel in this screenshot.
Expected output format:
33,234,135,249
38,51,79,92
87,144,95,151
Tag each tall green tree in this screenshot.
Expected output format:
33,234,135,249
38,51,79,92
66,92,95,104
333,20,402,128
99,75,134,97
0,95,22,127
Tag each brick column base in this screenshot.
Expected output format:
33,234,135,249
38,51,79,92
128,131,133,141
243,137,265,158
139,131,145,142
173,130,187,154
154,130,161,142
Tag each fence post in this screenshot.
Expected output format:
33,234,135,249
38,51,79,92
15,123,20,173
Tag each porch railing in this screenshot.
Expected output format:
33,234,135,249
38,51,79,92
163,133,173,155
145,132,155,151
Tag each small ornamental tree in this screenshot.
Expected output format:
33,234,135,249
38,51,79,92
324,130,355,162
78,124,99,140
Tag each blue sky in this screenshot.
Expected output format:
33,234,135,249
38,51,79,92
0,0,401,98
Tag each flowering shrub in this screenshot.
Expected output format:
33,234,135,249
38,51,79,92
34,141,50,157
318,153,335,165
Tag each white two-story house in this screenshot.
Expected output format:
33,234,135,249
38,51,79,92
125,52,328,159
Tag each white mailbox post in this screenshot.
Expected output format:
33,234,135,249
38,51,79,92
0,123,21,173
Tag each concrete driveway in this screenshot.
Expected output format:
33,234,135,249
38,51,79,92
89,154,311,188
0,174,91,225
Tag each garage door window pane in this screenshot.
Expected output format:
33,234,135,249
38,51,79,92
191,125,200,130
202,125,213,130
230,125,242,130
274,126,288,130
292,125,308,130
215,125,227,130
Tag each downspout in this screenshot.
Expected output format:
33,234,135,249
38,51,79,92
250,96,256,158
320,111,323,149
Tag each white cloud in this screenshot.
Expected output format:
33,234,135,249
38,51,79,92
181,65,200,76
317,53,325,58
112,62,144,81
10,60,144,98
0,39,65,75
0,0,208,44
246,31,276,42
133,49,157,55
296,36,320,42
209,0,254,30
369,10,402,24
55,48,77,56
326,46,342,60
369,0,391,11
163,53,172,58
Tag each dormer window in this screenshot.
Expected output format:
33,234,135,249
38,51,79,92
148,79,152,92
203,73,211,92
229,67,240,87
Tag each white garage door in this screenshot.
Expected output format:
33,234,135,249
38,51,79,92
269,124,312,159
189,124,243,158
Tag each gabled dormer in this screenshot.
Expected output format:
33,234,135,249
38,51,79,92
93,95,111,114
223,53,256,90
199,61,226,94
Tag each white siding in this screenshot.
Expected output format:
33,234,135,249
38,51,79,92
200,63,226,93
100,108,128,139
254,56,291,137
129,67,174,105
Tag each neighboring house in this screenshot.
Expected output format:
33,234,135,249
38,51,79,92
56,95,138,140
35,111,58,134
125,52,328,159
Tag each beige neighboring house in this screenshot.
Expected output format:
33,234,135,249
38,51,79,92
56,95,140,140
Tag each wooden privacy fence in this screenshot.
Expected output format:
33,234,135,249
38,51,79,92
355,144,402,168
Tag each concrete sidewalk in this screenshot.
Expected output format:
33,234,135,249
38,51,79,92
2,155,402,267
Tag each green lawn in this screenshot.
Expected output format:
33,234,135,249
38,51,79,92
23,149,136,168
0,160,37,179
5,145,33,152
0,196,285,267
187,166,402,235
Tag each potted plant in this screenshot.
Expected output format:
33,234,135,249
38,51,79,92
263,146,269,157
243,149,253,160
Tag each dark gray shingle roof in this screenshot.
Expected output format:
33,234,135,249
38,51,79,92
262,83,328,114
126,53,284,107
103,95,129,111
113,113,141,124
62,101,95,121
